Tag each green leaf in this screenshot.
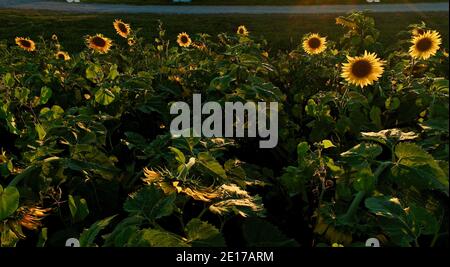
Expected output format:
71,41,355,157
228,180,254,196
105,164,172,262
14,87,30,104
169,146,185,164
35,123,46,141
1,227,20,247
39,86,52,105
198,152,227,179
297,141,309,167
37,228,48,247
353,167,375,192
128,228,189,247
341,142,382,165
0,185,20,220
103,216,144,247
107,64,119,80
209,75,233,91
3,73,15,88
365,196,439,246
361,129,419,145
365,196,405,219
95,88,115,106
385,97,400,110
408,204,439,235
243,218,299,247
279,166,307,198
393,143,448,195
123,185,175,220
79,215,116,247
86,64,104,83
68,194,90,223
185,218,225,247
321,140,335,149
370,106,382,129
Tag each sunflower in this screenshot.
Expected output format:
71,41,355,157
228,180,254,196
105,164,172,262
127,38,136,46
237,25,249,36
303,33,327,55
17,206,52,231
15,37,36,52
113,19,131,38
86,34,112,54
341,51,385,88
412,28,425,36
55,51,70,61
177,32,192,48
409,30,442,60
142,167,162,184
335,17,357,30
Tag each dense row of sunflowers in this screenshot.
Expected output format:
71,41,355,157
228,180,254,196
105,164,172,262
14,18,442,89
1,12,448,247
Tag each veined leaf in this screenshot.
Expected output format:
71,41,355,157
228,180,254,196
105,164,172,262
0,185,19,221
185,218,225,247
79,215,116,247
198,152,227,179
123,185,175,220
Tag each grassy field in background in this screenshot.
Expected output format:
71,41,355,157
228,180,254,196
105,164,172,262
0,10,448,53
82,0,449,5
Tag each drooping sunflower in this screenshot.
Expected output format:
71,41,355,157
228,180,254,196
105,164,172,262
55,51,71,61
237,25,249,36
17,206,52,231
303,33,327,55
113,19,131,38
177,32,192,48
409,30,442,60
15,37,36,52
86,34,112,54
335,17,357,30
341,51,385,88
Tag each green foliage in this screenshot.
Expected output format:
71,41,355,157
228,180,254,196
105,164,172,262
0,186,19,221
0,13,448,247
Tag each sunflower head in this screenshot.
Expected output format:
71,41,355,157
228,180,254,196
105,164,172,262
412,28,425,36
127,38,136,46
177,32,192,48
303,33,327,55
237,25,249,36
341,51,385,88
86,34,112,54
15,37,36,52
142,167,162,184
409,30,442,60
335,17,357,30
55,51,71,61
192,41,207,51
113,19,131,38
17,206,52,231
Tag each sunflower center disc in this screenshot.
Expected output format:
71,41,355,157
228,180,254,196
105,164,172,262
93,37,106,47
351,60,372,78
308,38,321,49
119,23,128,34
181,36,188,43
20,40,31,48
416,38,432,52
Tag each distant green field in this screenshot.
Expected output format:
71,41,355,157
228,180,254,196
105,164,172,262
82,0,449,6
0,9,448,53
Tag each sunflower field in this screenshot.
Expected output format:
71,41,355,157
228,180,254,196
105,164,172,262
0,12,448,247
